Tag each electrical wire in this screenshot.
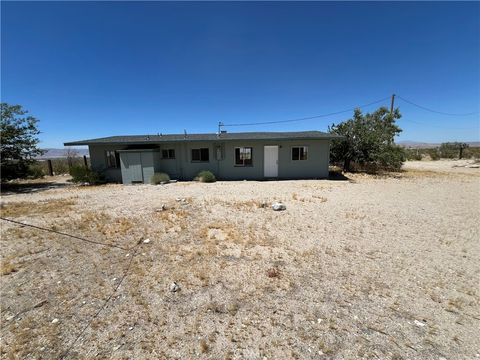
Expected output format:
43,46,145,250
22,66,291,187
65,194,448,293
396,95,479,116
60,240,143,359
400,118,479,130
221,96,391,127
0,217,130,251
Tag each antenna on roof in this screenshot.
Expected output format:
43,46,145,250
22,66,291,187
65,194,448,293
184,129,187,139
218,121,224,136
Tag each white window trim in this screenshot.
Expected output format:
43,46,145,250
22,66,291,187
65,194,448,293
234,147,253,167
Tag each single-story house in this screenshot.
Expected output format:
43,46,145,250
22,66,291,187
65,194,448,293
64,131,341,184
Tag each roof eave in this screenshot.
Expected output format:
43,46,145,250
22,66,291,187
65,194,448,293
64,134,344,146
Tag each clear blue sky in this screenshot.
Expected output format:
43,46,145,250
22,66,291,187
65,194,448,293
2,1,479,148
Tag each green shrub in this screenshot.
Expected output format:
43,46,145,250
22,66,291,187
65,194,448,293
426,149,440,160
151,172,170,184
69,165,105,185
28,163,45,179
404,149,422,161
196,170,216,183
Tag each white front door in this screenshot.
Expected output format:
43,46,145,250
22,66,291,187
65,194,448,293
264,145,279,177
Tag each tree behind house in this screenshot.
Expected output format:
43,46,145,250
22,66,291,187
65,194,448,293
329,107,405,172
1,103,44,180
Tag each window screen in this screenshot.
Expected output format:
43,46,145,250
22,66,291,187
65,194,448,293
235,147,253,166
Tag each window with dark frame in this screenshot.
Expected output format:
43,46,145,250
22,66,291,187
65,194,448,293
292,146,308,161
235,147,253,166
191,148,209,162
162,149,175,159
106,150,120,168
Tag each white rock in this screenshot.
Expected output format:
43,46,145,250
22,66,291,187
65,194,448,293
143,239,150,244
51,318,59,324
272,202,286,211
414,320,426,327
169,282,180,292
155,204,168,212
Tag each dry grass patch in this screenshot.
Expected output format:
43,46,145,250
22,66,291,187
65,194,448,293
1,259,18,275
0,198,77,218
154,207,191,232
74,211,138,237
200,221,271,248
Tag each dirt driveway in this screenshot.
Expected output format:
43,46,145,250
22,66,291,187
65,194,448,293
1,161,479,359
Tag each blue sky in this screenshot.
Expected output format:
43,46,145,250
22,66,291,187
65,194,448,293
2,1,479,148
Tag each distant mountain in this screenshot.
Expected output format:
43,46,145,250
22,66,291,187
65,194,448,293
36,148,90,159
398,141,480,149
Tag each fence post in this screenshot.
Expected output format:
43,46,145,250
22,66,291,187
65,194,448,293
47,159,54,176
83,155,88,169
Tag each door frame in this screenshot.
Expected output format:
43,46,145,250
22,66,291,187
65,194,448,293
263,145,279,178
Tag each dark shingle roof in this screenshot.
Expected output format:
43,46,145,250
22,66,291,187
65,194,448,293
64,131,341,146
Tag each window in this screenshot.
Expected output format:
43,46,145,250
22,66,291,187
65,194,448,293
235,147,253,166
191,148,209,162
292,146,308,161
106,150,120,168
162,149,175,159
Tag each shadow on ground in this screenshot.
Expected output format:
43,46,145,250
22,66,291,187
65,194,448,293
328,171,351,181
0,181,73,195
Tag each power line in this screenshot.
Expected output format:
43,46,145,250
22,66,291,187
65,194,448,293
220,94,478,129
222,96,391,127
401,118,479,130
0,217,129,251
61,240,143,359
396,95,479,116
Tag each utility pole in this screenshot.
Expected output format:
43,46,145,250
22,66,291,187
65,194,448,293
390,94,396,115
218,121,223,135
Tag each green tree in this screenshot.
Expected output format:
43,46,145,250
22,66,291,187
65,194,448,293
439,142,469,159
1,103,44,180
329,107,405,172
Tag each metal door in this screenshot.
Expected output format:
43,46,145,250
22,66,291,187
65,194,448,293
264,146,279,177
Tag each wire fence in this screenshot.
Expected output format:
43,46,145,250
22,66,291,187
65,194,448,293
0,217,144,358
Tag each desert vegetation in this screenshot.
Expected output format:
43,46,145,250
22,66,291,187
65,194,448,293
404,145,480,161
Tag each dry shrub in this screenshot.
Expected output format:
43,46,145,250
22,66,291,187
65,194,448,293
0,198,76,218
199,339,209,353
266,267,280,278
75,211,136,237
1,259,17,275
155,207,190,232
219,199,268,211
312,195,328,202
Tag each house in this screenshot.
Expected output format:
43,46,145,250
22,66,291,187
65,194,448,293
63,131,341,184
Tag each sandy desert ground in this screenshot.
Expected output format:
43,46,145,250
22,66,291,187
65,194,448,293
0,160,479,359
